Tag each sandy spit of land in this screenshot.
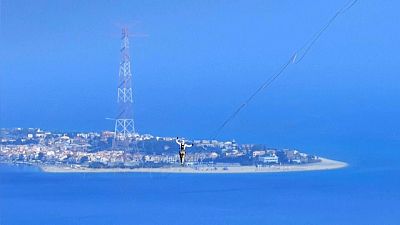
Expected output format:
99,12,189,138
39,158,348,174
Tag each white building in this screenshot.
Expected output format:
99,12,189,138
259,155,279,164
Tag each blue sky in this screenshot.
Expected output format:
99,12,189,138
1,0,399,150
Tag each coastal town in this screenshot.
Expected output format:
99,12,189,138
0,128,325,171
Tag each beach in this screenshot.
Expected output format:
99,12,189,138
39,157,347,173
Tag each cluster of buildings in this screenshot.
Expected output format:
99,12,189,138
0,128,320,168
0,144,218,168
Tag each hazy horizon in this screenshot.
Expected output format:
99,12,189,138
2,1,400,225
1,0,399,148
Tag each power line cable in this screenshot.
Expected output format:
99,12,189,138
211,0,358,139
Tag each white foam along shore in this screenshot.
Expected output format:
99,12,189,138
39,158,348,174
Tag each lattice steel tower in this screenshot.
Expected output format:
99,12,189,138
113,28,136,149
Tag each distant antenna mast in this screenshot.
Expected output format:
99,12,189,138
113,28,136,150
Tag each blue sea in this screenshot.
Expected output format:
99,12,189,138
2,0,400,223
1,142,400,225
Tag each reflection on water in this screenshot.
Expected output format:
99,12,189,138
1,156,400,225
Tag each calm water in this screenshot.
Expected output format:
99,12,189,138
1,144,400,225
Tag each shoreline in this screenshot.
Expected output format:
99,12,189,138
38,158,348,174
